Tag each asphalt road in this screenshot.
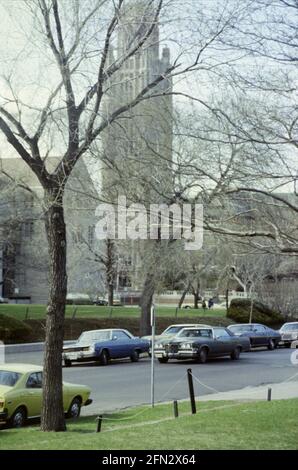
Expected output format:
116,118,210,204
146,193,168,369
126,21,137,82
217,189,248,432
5,348,298,415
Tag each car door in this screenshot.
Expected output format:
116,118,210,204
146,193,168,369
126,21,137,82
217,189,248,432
24,372,43,417
213,328,236,355
252,325,267,346
110,330,133,358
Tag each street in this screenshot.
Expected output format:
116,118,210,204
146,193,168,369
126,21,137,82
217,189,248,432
5,348,298,415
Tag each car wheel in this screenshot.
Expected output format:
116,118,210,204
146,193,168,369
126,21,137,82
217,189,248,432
198,347,208,364
158,357,169,363
100,349,109,366
268,339,275,350
67,398,81,419
10,407,27,428
130,350,140,362
231,346,241,360
64,359,72,367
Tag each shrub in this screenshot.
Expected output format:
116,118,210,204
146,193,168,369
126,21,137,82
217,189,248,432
0,314,32,343
228,299,283,326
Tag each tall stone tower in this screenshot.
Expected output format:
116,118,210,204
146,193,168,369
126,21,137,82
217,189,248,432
102,0,173,206
100,0,173,292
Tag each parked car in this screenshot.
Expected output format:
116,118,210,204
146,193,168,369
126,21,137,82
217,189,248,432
279,322,298,348
93,298,108,306
0,364,92,428
142,323,211,347
63,329,150,367
154,326,250,364
227,323,281,350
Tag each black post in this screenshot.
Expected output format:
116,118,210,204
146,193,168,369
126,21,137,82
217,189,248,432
25,307,29,320
187,368,196,414
175,307,178,319
267,388,272,402
109,307,113,319
173,400,179,418
96,415,103,433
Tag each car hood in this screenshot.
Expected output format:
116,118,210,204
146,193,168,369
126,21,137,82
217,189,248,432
63,342,92,351
144,334,177,342
157,337,202,345
0,384,13,396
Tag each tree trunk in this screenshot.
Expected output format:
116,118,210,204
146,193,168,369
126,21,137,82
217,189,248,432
140,273,155,336
226,288,229,311
108,282,114,307
41,187,67,432
194,291,199,309
178,285,189,309
106,240,115,306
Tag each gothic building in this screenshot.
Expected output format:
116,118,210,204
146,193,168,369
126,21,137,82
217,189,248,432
100,0,174,292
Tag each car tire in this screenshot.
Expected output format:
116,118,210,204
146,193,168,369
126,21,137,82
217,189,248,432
198,347,208,364
268,339,275,350
10,407,27,428
67,398,81,419
231,346,241,360
64,359,72,367
100,349,109,366
158,357,169,363
130,350,140,362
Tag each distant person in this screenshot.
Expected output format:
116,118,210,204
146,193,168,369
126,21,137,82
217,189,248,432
202,299,207,310
208,298,214,309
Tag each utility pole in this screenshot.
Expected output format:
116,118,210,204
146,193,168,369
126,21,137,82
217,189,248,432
151,303,156,408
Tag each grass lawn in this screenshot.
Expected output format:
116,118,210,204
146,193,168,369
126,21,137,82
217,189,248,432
0,399,297,450
0,304,227,321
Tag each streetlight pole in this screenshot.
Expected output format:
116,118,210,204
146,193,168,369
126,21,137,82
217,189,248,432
150,303,156,408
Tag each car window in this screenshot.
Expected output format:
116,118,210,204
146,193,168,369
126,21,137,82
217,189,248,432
26,372,43,389
178,329,213,338
253,325,266,333
214,328,231,338
79,331,111,343
0,371,21,387
163,326,183,335
229,325,253,333
281,324,298,331
114,331,131,340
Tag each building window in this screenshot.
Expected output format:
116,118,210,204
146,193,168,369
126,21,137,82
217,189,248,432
22,222,34,240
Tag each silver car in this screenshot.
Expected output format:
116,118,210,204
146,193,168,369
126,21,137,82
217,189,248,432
279,322,298,348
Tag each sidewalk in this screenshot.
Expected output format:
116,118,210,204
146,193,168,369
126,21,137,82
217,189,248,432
198,380,298,402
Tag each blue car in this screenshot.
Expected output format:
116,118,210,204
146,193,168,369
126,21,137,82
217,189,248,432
63,329,150,366
227,323,281,350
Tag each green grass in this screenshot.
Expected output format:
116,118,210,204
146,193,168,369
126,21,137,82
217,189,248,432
0,304,226,320
0,399,297,450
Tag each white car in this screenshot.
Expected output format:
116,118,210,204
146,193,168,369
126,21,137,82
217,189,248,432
279,322,298,348
142,323,211,347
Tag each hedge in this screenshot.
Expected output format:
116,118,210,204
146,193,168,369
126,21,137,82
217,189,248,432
228,298,283,326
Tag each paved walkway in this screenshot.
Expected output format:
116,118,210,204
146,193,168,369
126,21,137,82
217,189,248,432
198,379,298,402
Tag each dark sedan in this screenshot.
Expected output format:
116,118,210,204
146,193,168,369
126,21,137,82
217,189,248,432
227,323,281,350
154,327,250,364
63,329,150,366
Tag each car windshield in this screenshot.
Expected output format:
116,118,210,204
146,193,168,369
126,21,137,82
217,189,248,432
78,331,111,343
177,329,213,338
0,371,21,387
229,325,253,333
281,324,298,332
163,326,183,335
